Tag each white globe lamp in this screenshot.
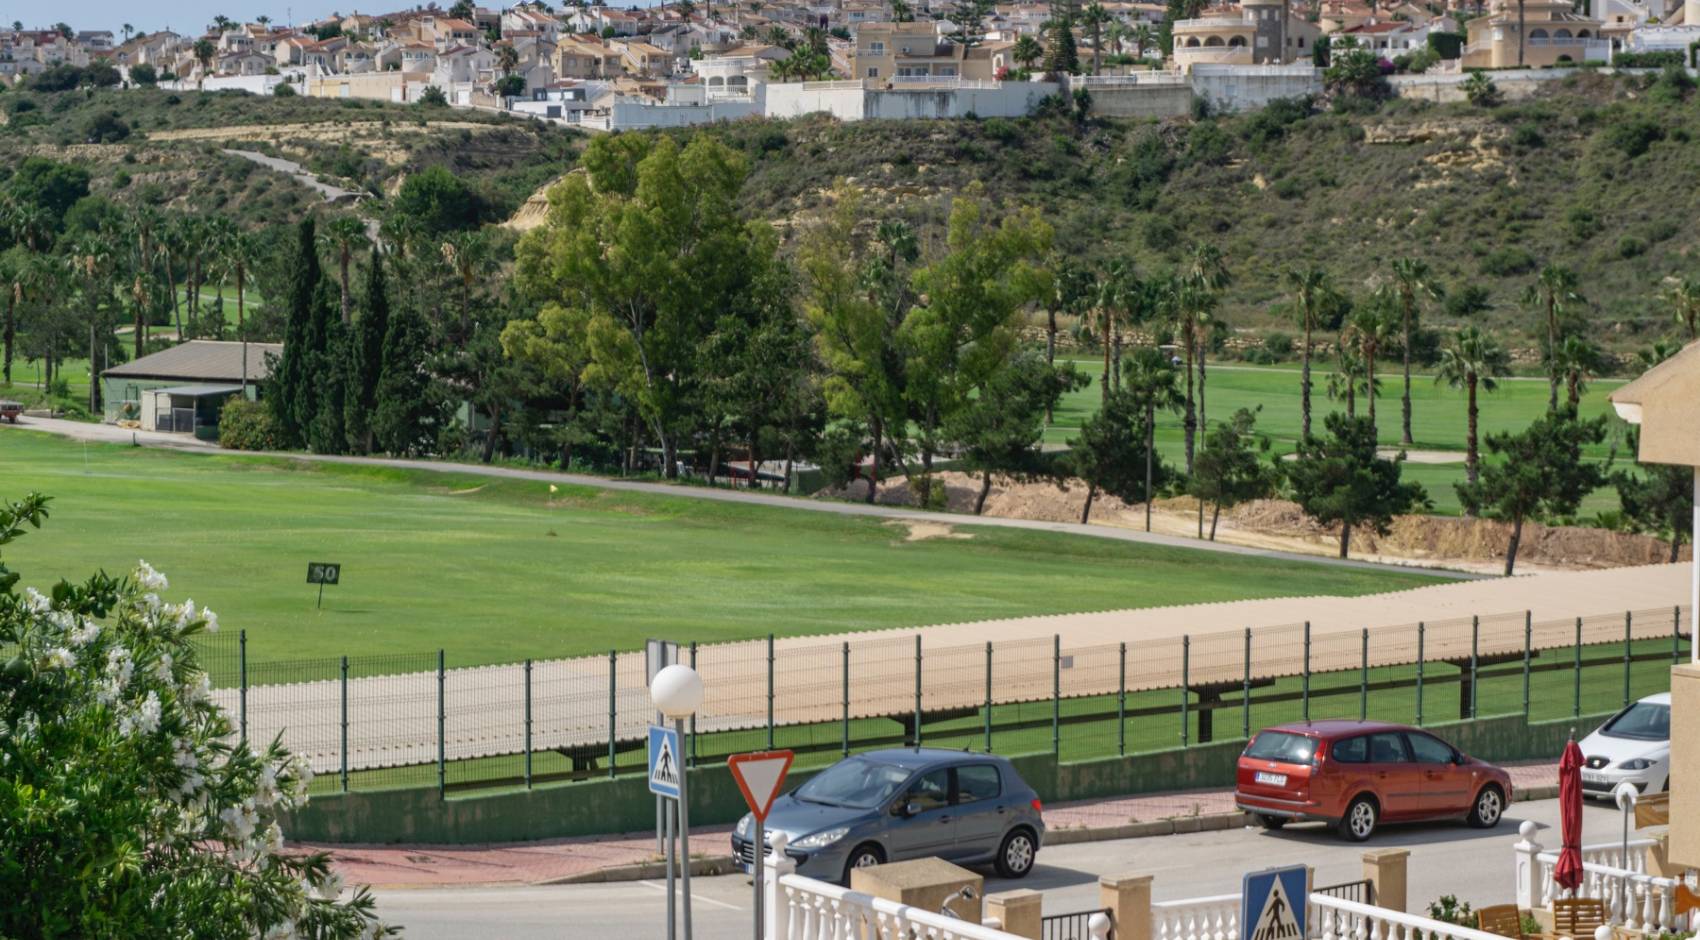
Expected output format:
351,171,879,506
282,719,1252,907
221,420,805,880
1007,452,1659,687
651,663,704,720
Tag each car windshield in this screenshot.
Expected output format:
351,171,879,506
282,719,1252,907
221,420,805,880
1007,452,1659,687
1600,702,1670,742
793,757,913,809
1245,731,1318,765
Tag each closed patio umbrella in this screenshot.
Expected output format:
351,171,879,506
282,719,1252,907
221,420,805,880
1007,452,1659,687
1554,737,1584,893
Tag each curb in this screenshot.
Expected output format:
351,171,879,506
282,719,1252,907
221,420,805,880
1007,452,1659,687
538,784,1562,885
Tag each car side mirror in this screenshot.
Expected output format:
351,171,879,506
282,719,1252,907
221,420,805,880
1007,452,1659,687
901,801,922,818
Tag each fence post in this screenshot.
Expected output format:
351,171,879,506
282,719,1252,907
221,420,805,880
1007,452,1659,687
524,658,533,789
914,634,923,748
688,642,698,767
241,625,249,744
1416,622,1425,727
1243,627,1252,740
843,641,852,758
340,655,349,793
1052,635,1061,758
1530,611,1543,713
436,649,445,797
1181,635,1191,747
1302,621,1312,722
1360,629,1369,721
1470,615,1480,720
984,641,993,754
1573,617,1583,719
767,634,776,751
608,649,617,780
1117,641,1127,757
1623,611,1633,708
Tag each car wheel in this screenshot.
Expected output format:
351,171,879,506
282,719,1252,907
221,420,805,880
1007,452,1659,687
841,844,884,885
1467,785,1505,829
1257,814,1289,831
1338,796,1378,842
995,829,1038,879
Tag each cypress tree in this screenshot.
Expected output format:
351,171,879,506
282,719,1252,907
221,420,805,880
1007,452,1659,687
268,218,320,448
1045,1,1080,74
343,251,389,454
309,318,349,455
373,296,441,456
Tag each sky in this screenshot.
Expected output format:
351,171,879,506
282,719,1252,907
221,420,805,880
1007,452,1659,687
14,1,657,37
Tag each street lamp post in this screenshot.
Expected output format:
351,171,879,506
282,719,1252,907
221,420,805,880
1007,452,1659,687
652,664,705,940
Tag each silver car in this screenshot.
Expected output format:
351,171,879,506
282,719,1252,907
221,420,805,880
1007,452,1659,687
730,748,1046,885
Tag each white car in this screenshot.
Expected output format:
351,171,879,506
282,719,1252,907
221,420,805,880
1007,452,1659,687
1578,692,1671,799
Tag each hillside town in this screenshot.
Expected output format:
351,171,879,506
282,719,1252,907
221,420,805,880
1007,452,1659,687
5,0,1699,128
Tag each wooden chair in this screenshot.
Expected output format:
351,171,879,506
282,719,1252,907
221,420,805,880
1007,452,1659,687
1547,898,1608,940
1476,904,1528,940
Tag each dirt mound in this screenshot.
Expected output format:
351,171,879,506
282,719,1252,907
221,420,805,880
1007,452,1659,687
823,475,1688,572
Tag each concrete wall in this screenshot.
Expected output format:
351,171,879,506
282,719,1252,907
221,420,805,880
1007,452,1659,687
763,81,870,120
1190,64,1322,111
763,80,1060,121
1084,84,1194,118
609,96,760,129
1671,664,1699,868
284,710,1597,844
1390,68,1585,104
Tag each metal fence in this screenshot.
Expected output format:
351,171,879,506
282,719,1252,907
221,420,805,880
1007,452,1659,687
190,604,1693,798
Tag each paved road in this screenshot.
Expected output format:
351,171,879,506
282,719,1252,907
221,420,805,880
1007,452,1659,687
368,797,1620,938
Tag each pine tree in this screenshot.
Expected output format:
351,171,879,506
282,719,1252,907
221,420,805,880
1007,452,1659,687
343,252,390,454
373,297,442,456
268,218,321,448
1044,1,1080,74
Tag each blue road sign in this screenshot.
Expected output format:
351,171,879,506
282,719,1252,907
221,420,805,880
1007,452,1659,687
1242,865,1307,940
648,725,682,799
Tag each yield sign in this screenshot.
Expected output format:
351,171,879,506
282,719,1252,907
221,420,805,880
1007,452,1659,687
728,750,794,822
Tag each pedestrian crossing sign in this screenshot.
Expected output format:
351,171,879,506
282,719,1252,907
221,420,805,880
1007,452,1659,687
1242,865,1307,940
648,725,682,799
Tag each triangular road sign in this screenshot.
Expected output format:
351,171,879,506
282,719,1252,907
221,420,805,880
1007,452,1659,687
728,750,794,822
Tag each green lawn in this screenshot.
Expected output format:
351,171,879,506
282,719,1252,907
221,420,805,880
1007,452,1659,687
3,432,1441,665
1047,358,1627,516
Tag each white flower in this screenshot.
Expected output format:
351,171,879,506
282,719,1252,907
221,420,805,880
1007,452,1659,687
261,920,298,940
219,800,258,844
43,647,76,670
314,870,346,900
119,691,162,737
69,619,100,647
181,673,213,706
154,654,174,683
256,764,281,808
201,606,219,634
23,587,50,614
262,821,285,856
174,600,196,630
135,561,168,592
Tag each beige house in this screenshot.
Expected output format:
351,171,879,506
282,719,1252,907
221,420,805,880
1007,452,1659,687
555,37,614,78
611,39,674,76
850,21,966,82
1171,0,1318,70
1459,0,1605,68
1606,341,1699,871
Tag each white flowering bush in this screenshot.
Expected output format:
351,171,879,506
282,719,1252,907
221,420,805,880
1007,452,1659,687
0,494,398,939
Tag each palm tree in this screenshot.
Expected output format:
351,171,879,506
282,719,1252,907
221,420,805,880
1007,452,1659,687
124,206,161,360
1434,326,1508,494
1132,23,1154,58
1081,3,1111,74
1282,265,1330,440
1012,33,1043,71
1661,276,1700,340
1327,345,1371,419
257,15,271,27
440,230,490,344
1389,257,1441,447
890,0,915,21
1344,292,1398,435
193,38,216,83
496,42,520,76
1122,346,1184,532
1636,339,1682,371
122,23,135,41
321,215,369,325
63,230,115,410
1523,263,1583,413
1182,243,1229,447
1553,334,1601,413
220,227,257,391
1091,259,1137,398
1168,276,1212,473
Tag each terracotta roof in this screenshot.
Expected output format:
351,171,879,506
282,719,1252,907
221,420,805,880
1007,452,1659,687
104,340,285,383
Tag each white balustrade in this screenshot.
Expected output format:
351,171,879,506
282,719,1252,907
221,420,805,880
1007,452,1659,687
1308,895,1508,940
1511,820,1692,935
763,834,1036,940
1153,892,1240,940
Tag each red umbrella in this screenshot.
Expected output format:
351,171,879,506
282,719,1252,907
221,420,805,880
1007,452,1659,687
1554,738,1585,893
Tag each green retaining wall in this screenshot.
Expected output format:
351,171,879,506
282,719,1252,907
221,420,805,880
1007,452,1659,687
284,709,1614,845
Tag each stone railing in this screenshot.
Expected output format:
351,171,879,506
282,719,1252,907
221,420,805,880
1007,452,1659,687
1309,894,1508,940
760,834,1085,940
1512,821,1694,934
1152,892,1240,940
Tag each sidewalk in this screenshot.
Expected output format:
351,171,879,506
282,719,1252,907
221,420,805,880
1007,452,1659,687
303,761,1561,889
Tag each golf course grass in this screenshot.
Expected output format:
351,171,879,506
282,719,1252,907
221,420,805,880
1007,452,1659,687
1045,358,1627,516
2,431,1443,665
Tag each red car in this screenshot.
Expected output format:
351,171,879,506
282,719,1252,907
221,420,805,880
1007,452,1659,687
1234,720,1512,842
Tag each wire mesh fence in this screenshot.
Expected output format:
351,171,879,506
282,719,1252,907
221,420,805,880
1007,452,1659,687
193,604,1694,798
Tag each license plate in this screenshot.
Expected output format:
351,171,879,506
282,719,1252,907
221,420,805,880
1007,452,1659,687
1255,771,1288,786
1581,772,1607,785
